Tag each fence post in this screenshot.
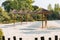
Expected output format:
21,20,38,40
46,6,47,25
35,38,38,40
59,38,60,40
49,37,51,40
2,36,5,40
8,38,10,40
41,36,45,40
19,38,22,40
13,36,16,40
55,35,58,40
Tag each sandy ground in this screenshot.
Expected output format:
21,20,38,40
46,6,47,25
0,20,60,40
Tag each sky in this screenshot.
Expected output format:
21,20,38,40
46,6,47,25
0,0,6,6
0,0,60,9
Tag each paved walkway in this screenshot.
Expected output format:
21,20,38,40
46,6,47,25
0,20,60,40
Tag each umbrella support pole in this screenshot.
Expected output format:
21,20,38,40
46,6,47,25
42,13,44,28
45,20,47,28
21,22,22,25
45,16,47,28
42,20,43,28
14,14,15,26
20,15,22,25
26,14,28,24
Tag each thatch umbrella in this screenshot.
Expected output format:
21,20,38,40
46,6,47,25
18,9,30,24
12,8,51,28
12,9,31,25
12,9,18,25
32,8,52,28
12,9,23,25
18,10,24,25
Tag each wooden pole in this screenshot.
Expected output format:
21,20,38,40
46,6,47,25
19,38,22,40
2,36,5,40
20,14,22,25
26,14,28,24
8,38,10,40
42,13,44,28
45,15,47,28
49,37,51,40
36,14,37,21
41,36,45,40
14,14,15,26
55,35,58,40
13,36,16,40
35,38,38,40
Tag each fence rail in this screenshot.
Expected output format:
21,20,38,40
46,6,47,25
1,35,59,40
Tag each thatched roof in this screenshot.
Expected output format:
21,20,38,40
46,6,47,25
12,9,31,14
12,9,18,14
12,8,52,15
18,10,32,14
32,8,52,15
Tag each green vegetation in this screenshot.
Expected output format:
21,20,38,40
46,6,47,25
0,0,60,23
0,29,3,40
47,4,60,20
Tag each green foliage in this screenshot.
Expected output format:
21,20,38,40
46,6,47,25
32,5,39,11
48,4,53,11
0,29,3,40
0,29,3,36
0,7,10,23
47,4,60,20
2,11,10,19
54,4,60,12
2,0,34,13
1,0,60,23
47,10,60,20
2,1,11,12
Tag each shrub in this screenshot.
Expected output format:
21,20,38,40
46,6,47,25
0,29,3,40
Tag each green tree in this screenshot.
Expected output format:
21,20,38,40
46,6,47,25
0,7,3,12
3,0,34,11
54,4,60,12
48,4,53,11
32,5,39,11
0,29,3,40
2,0,34,11
0,7,11,23
2,1,12,12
